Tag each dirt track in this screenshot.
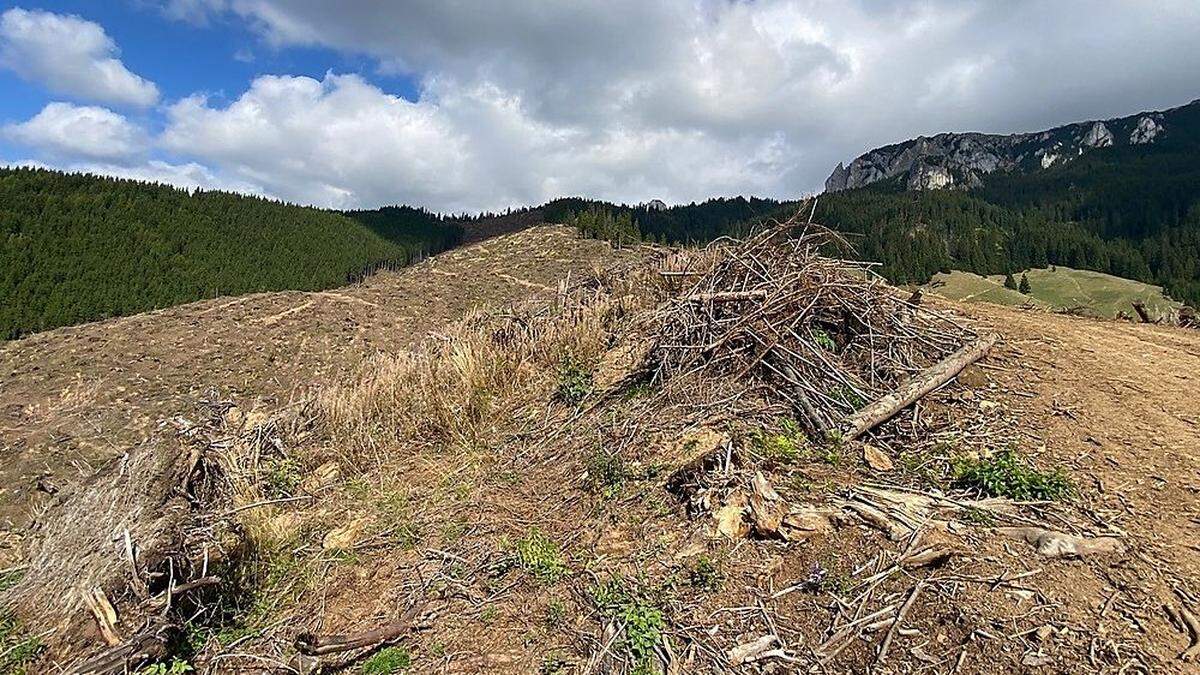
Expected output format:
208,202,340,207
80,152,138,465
0,226,623,535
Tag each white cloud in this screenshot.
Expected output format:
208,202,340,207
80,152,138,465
0,8,159,108
155,0,1200,211
4,102,148,162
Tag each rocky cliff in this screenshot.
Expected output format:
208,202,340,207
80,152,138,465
825,101,1187,193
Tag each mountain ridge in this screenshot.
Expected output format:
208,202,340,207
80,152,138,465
825,98,1198,193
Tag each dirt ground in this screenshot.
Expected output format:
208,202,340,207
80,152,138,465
0,226,624,535
3,230,1200,673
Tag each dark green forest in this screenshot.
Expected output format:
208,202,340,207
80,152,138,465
0,168,462,339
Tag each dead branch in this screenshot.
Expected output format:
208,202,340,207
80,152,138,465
295,603,425,656
841,334,997,441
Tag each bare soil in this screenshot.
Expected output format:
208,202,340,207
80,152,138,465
3,231,1199,673
0,226,623,534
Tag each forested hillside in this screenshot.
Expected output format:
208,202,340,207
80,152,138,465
0,168,463,339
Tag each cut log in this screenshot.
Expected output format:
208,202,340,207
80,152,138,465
1131,301,1154,324
840,335,998,441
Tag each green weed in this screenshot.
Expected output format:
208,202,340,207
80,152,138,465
360,646,412,674
584,449,628,499
0,613,43,675
514,529,568,583
684,555,724,591
556,355,593,405
137,660,193,675
811,328,836,351
544,598,568,627
751,419,806,464
590,578,666,675
951,449,1073,500
264,457,304,498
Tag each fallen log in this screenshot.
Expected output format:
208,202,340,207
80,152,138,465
70,617,174,675
840,334,998,441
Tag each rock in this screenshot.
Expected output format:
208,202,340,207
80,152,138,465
998,526,1124,558
862,444,895,472
1129,116,1163,144
1082,122,1114,148
301,461,341,491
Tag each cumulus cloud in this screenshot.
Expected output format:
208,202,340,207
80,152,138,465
0,7,159,108
4,102,148,162
161,0,1200,210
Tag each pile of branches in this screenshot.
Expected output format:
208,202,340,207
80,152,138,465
651,212,979,436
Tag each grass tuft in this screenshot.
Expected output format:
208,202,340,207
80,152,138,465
555,354,594,405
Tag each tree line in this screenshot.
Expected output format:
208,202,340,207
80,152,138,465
0,168,463,339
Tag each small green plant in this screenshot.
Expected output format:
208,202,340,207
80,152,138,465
556,355,593,404
590,578,666,675
684,555,724,591
544,597,568,627
514,529,568,583
480,604,499,623
811,328,836,351
961,506,997,527
137,660,193,675
0,612,43,674
951,449,1072,500
360,646,412,674
584,449,628,499
264,456,304,497
751,419,805,463
540,651,570,674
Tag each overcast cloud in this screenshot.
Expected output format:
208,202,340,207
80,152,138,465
4,1,1200,211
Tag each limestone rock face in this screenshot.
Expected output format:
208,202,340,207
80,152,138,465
824,102,1184,193
1082,122,1114,148
1129,115,1163,144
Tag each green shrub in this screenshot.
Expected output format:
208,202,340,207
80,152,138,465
684,555,723,591
951,449,1072,500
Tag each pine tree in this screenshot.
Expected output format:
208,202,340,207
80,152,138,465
1019,273,1032,295
1004,273,1018,290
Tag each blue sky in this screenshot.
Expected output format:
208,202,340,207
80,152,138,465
1,1,1199,212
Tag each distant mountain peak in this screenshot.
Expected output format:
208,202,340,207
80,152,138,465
824,100,1194,193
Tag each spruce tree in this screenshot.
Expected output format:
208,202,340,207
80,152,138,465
1004,273,1018,290
1019,273,1032,295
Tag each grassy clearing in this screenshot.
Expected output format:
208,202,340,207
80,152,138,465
928,267,1180,318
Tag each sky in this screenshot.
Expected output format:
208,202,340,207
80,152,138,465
1,1,1199,214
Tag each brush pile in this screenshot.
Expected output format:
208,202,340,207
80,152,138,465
651,213,977,435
